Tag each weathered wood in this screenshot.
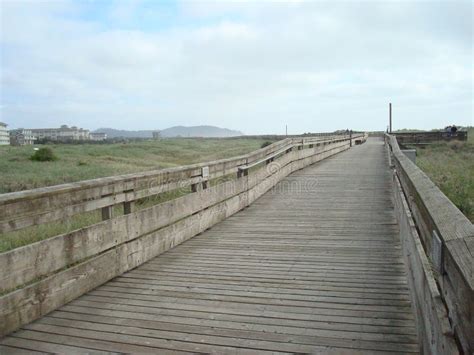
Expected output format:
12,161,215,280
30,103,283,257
0,137,356,295
0,138,291,230
392,171,457,354
0,137,422,355
0,135,364,233
0,191,246,336
393,131,468,144
0,134,363,338
386,133,473,354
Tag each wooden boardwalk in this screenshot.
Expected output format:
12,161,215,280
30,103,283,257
0,138,419,354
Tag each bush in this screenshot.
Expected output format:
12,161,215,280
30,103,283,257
261,141,273,148
30,147,58,162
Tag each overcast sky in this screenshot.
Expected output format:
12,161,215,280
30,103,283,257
1,0,472,134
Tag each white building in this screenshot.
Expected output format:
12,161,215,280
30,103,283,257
31,125,91,141
90,132,107,141
9,129,36,145
0,122,9,145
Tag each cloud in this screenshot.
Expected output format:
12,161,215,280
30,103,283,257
0,0,472,133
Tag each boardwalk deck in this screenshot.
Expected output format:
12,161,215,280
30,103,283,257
0,138,419,354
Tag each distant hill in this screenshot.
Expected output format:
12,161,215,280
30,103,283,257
93,128,153,138
94,125,243,138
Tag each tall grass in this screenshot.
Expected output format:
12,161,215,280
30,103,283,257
0,138,274,252
0,138,271,193
414,128,474,222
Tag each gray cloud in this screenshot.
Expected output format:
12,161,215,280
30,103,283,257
1,0,472,134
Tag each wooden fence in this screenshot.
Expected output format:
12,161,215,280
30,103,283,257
0,133,366,337
393,131,468,145
386,134,473,354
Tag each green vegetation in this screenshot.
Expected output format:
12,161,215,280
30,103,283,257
30,147,58,162
260,141,273,148
0,187,193,253
414,127,473,222
0,138,273,193
0,138,275,252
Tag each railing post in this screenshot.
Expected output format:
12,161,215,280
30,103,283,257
350,130,353,147
123,189,134,215
202,166,209,190
101,205,113,220
297,139,304,150
237,168,248,178
237,159,248,178
100,193,113,220
192,166,209,192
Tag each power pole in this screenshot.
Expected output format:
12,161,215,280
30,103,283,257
389,103,392,133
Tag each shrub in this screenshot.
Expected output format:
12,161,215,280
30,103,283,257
261,141,273,148
30,147,58,162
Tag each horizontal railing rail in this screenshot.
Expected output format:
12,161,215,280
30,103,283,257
0,132,367,336
385,134,473,354
392,131,468,144
0,135,353,234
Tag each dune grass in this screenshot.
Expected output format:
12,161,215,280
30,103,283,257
0,138,270,193
414,128,473,223
0,137,273,252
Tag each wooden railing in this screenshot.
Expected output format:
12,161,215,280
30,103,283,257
0,133,367,337
393,131,468,144
386,134,473,354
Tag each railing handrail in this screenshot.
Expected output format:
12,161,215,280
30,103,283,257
0,133,365,203
0,138,292,203
0,132,367,337
0,133,364,234
386,134,473,244
385,133,473,353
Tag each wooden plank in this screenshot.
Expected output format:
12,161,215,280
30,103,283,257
7,330,191,354
0,192,242,336
0,137,349,294
46,311,410,354
387,133,472,354
392,167,457,354
0,137,418,355
1,139,352,336
0,176,203,233
0,345,48,355
83,290,413,325
0,338,114,354
34,316,399,354
0,178,245,293
0,137,299,230
0,135,357,232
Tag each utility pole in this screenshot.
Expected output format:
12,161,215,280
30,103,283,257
285,125,288,137
389,103,392,133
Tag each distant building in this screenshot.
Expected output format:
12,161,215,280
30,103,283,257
90,132,107,141
152,131,161,139
0,122,9,145
9,129,36,145
31,125,91,141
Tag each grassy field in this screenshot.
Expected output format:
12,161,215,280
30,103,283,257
414,128,473,223
0,138,274,252
0,138,271,193
2,133,471,253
